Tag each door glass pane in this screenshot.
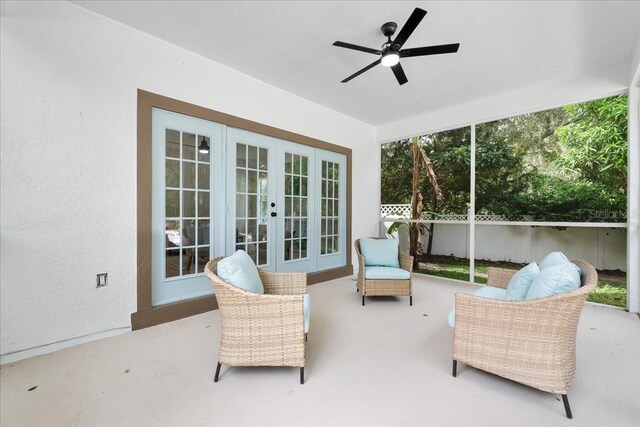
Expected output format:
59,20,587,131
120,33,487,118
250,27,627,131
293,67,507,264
196,246,209,273
182,133,196,160
259,148,268,170
248,145,258,170
321,160,340,255
183,190,196,217
258,243,267,265
166,190,179,217
165,248,180,278
197,220,210,245
247,195,257,217
248,170,257,193
235,143,268,266
165,129,180,158
183,162,195,189
198,163,210,190
198,192,210,217
165,220,180,248
166,159,180,188
237,144,247,167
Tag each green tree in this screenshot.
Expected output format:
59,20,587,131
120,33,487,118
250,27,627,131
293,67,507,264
555,95,628,189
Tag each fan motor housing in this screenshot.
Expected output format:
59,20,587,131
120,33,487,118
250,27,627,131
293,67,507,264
381,22,397,38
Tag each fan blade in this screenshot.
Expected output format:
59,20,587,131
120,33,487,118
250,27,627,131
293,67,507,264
393,8,427,49
391,63,408,85
333,41,382,55
341,58,382,83
401,43,460,58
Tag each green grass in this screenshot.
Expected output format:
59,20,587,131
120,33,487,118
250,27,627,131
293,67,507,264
586,284,627,307
415,256,627,308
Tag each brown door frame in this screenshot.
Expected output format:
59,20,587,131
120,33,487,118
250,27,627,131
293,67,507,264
132,89,353,330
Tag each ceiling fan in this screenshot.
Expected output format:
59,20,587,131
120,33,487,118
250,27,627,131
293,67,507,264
333,7,460,85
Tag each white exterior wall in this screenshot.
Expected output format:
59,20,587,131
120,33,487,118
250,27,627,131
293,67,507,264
0,1,378,359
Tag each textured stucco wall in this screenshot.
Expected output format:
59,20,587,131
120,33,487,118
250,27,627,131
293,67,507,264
0,1,378,357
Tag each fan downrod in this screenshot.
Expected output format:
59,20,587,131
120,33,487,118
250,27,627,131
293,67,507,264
381,22,397,38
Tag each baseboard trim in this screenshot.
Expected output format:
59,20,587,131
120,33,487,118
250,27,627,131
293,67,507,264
131,294,218,331
131,265,353,330
0,327,131,365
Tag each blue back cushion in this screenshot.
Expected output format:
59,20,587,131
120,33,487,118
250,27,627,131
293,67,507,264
216,250,264,294
539,251,571,270
359,238,400,267
505,262,540,300
526,263,581,300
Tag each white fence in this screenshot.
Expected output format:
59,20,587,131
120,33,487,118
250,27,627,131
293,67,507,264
381,206,627,271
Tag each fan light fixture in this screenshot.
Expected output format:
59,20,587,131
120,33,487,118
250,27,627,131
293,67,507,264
333,8,460,85
381,51,400,67
198,137,210,154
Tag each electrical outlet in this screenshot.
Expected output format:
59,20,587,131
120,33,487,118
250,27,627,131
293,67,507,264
96,273,108,288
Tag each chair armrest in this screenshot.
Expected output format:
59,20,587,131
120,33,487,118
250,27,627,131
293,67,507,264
486,267,516,289
399,251,413,272
218,291,306,338
356,252,366,283
258,269,307,295
453,291,589,393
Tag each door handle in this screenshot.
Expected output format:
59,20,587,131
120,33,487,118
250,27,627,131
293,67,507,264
270,212,277,217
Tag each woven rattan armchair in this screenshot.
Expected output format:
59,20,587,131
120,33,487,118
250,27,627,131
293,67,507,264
452,260,597,418
355,238,414,306
205,257,307,384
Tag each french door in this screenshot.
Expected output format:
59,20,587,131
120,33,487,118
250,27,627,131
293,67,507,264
151,108,224,306
226,128,318,272
151,110,346,306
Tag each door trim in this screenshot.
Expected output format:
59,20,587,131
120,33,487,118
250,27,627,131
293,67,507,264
134,89,353,330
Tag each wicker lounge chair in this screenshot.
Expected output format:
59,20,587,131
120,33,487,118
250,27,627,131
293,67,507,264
355,238,413,306
452,260,598,418
205,257,307,384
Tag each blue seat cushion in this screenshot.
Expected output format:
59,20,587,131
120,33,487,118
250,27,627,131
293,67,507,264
360,238,400,268
216,250,264,294
303,294,310,333
365,266,410,280
448,286,508,327
526,263,581,300
505,262,540,300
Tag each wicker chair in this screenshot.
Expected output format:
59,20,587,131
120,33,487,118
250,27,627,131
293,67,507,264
355,238,414,306
204,257,307,384
452,260,597,418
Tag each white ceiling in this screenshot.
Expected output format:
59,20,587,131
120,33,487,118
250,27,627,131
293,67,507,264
73,1,640,126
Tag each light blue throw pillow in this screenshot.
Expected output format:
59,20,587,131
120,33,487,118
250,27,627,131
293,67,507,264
359,238,400,267
505,262,540,300
539,251,571,270
526,263,581,300
216,250,264,294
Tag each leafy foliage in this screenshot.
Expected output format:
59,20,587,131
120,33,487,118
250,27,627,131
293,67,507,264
382,94,628,223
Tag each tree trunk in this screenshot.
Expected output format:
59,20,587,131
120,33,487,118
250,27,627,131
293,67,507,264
410,137,422,269
426,192,438,257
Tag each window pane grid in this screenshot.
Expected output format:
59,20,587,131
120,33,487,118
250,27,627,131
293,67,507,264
321,161,339,255
284,153,309,261
236,143,269,266
165,129,211,279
